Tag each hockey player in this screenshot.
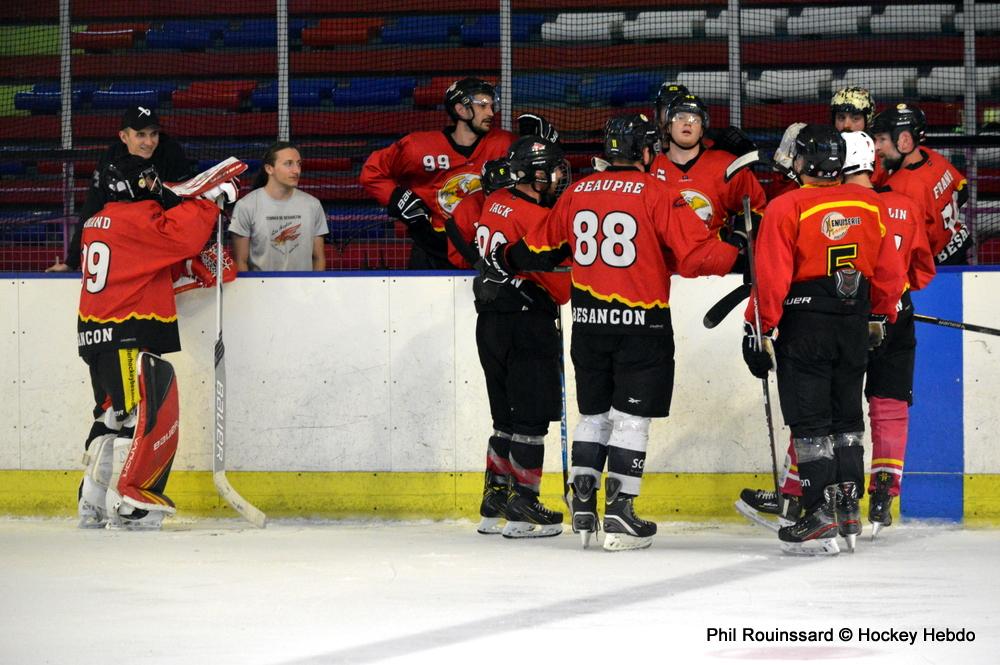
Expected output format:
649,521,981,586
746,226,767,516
653,81,759,158
460,137,572,538
478,114,743,551
360,78,516,269
649,94,766,248
741,125,905,555
872,104,971,265
77,154,238,530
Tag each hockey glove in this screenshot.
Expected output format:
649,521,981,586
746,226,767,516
388,187,432,227
711,126,758,157
172,243,237,294
742,322,777,379
473,242,513,303
774,123,807,171
868,314,887,350
201,179,240,205
517,113,559,144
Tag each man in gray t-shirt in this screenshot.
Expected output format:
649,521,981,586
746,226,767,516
230,143,328,271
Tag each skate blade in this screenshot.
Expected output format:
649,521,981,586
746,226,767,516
501,521,563,539
476,517,503,535
602,532,653,552
734,500,780,533
780,538,840,556
870,521,888,541
842,533,857,553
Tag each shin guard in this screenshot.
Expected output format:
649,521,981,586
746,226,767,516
792,435,835,513
833,431,866,490
868,397,908,496
509,433,545,494
486,430,513,479
605,408,650,498
569,411,612,484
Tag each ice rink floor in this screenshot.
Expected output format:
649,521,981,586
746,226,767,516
1,517,997,665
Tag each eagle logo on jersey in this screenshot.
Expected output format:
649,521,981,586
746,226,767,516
679,188,714,225
438,172,482,215
821,212,862,241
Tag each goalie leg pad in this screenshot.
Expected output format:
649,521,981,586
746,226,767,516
108,353,180,527
79,433,115,528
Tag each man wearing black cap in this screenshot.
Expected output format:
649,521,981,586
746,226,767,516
46,105,193,272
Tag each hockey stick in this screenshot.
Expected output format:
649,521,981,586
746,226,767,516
914,313,1000,337
213,194,267,528
704,282,751,329
557,312,571,510
724,149,799,185
742,195,782,507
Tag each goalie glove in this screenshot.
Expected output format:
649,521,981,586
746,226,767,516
868,314,887,350
711,126,758,157
172,242,237,294
742,322,777,379
774,122,807,171
387,186,432,227
201,179,239,205
473,242,513,303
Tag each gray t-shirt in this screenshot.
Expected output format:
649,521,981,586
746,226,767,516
229,188,328,271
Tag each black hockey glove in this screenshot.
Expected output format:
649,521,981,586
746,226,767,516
742,322,777,379
711,126,758,157
473,242,513,303
517,113,559,144
868,314,887,350
387,186,432,227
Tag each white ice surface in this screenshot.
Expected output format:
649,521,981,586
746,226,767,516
1,518,997,665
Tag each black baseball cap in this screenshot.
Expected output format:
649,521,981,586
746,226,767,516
120,105,161,131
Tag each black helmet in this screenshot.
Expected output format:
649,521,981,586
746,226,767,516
871,103,926,146
667,93,710,128
99,154,163,203
793,124,847,180
654,81,689,125
481,158,517,195
507,135,570,206
604,113,658,163
831,86,875,128
444,77,498,121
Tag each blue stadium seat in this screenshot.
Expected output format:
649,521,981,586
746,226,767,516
91,89,159,110
330,77,415,107
252,83,324,109
145,29,212,50
579,72,662,106
14,84,94,112
512,73,578,102
223,19,307,47
32,82,99,97
110,81,177,101
461,15,546,44
161,21,229,38
0,162,26,176
380,16,462,44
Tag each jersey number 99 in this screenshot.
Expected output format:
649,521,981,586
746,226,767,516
83,241,111,293
422,155,451,171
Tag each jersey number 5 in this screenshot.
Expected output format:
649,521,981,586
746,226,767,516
826,244,857,275
573,210,637,268
83,241,111,293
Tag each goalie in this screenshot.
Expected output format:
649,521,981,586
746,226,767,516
76,154,240,530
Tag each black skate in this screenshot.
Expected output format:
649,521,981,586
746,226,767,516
735,488,801,532
502,486,563,538
836,481,862,552
869,472,895,541
477,472,510,535
571,475,600,549
778,486,839,556
602,478,656,551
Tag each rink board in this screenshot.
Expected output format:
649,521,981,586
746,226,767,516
1,269,997,522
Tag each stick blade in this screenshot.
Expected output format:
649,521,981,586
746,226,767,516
725,150,763,183
214,471,267,528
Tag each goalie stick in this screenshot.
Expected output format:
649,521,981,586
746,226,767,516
914,313,1000,337
213,190,266,528
704,283,751,329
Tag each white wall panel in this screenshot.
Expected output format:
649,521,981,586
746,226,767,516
962,271,1000,473
0,279,21,468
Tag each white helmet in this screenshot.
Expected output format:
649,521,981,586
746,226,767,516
841,131,875,175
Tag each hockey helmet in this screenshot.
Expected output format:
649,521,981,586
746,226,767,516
667,93,710,128
507,135,571,205
444,78,498,121
481,158,517,195
793,124,847,179
99,154,163,203
831,87,875,128
604,113,659,163
841,131,876,175
870,103,926,146
654,81,690,124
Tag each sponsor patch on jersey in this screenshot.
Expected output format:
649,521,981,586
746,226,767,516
438,172,482,215
820,211,862,240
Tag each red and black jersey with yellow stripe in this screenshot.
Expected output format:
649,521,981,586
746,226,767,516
77,199,218,356
513,166,738,336
874,185,936,294
746,182,906,331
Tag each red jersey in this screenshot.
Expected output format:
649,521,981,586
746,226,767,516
874,185,936,293
649,148,767,234
519,166,738,335
78,199,219,356
881,148,967,260
758,171,799,201
447,189,485,270
360,128,516,232
747,182,905,331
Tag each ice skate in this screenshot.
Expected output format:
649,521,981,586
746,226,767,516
778,486,839,556
570,475,600,548
602,478,655,552
501,486,563,538
107,506,166,531
477,472,510,535
77,497,108,529
869,472,895,541
836,481,861,552
735,488,801,532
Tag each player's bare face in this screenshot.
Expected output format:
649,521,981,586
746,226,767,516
268,148,302,189
119,127,160,160
669,113,703,149
469,94,495,133
835,112,866,132
873,133,901,167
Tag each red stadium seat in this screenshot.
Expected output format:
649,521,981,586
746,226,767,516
172,80,257,111
301,18,383,47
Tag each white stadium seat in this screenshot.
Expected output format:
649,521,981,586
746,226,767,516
705,9,788,38
745,69,832,102
870,5,955,33
916,66,999,97
787,7,871,36
675,71,745,102
830,68,918,99
622,11,706,40
540,13,624,41
954,4,1000,33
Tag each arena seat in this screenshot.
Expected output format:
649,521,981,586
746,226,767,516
107,81,177,101
251,80,333,109
705,9,787,38
512,74,579,103
412,75,496,107
173,81,256,111
541,13,625,41
674,71,743,102
36,160,97,175
71,28,140,51
831,68,918,98
0,162,26,176
161,21,229,37
745,69,832,102
144,28,212,50
224,19,308,47
916,66,1000,98
380,16,462,45
330,77,415,107
622,11,707,40
579,72,662,106
870,5,955,34
954,4,1000,33
14,84,95,112
460,15,545,44
786,7,870,36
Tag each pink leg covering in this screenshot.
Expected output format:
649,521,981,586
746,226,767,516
868,396,909,496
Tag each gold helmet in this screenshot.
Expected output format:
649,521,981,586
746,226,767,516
831,86,875,128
